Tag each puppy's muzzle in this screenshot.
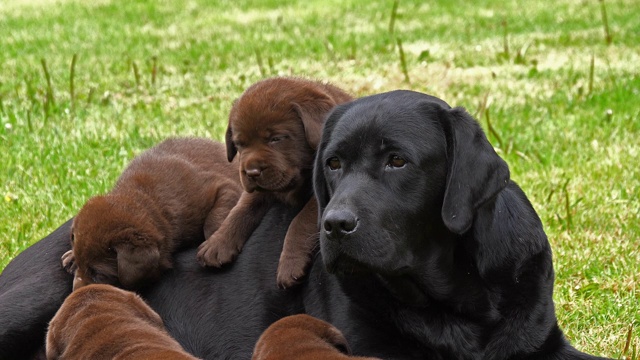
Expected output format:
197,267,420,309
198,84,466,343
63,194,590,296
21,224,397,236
322,209,359,240
245,167,262,179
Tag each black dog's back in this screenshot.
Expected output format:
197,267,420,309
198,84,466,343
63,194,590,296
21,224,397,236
139,203,304,359
0,219,73,360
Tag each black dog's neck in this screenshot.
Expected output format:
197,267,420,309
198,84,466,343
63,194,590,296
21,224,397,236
272,172,314,208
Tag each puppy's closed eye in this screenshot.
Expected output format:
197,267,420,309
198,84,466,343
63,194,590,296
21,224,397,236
269,135,287,143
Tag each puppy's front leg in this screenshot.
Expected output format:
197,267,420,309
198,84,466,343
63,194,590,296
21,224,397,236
277,197,319,288
203,186,242,239
197,191,272,267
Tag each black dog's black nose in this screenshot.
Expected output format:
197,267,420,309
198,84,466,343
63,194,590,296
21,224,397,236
323,209,358,239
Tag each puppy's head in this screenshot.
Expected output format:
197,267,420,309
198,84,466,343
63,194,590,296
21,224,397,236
253,314,351,359
225,77,352,199
70,195,167,290
314,90,509,298
46,284,164,359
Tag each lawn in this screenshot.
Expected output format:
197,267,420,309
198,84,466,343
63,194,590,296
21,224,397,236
1,0,638,357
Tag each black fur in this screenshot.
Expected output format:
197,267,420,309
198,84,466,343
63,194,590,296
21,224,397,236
0,91,611,359
312,90,609,359
0,219,73,360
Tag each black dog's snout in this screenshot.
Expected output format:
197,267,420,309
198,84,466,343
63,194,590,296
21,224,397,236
323,209,358,239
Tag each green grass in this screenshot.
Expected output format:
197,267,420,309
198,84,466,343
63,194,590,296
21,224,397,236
1,0,638,357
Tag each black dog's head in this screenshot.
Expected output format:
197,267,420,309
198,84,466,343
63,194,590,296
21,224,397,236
314,90,509,298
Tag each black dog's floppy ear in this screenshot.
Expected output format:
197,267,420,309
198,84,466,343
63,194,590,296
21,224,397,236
439,107,510,235
115,242,166,289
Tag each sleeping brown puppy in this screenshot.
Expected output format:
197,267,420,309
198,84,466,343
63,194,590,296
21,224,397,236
63,137,240,290
252,314,380,360
46,284,199,360
196,77,353,288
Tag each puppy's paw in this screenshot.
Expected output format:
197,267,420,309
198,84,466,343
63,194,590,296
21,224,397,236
196,236,240,268
61,250,77,274
276,254,310,289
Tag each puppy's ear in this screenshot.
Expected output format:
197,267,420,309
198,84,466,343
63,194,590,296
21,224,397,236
323,326,352,355
293,91,338,150
225,125,237,162
115,242,165,289
439,107,510,235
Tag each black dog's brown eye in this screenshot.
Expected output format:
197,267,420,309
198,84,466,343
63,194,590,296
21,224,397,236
388,155,406,168
327,157,341,170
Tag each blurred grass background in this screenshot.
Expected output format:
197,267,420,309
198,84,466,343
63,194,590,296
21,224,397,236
0,0,638,357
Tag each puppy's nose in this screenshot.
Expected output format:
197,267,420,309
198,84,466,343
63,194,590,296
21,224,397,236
323,209,358,239
245,168,262,178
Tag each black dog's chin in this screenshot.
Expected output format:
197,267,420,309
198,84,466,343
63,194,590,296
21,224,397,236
325,254,428,306
324,254,372,276
325,255,429,307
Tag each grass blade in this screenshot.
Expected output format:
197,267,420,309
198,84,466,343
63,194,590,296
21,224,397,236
396,37,410,83
40,58,55,113
588,52,595,95
599,0,613,45
69,54,78,108
151,56,158,86
131,60,141,88
389,0,399,34
255,48,266,77
485,108,504,150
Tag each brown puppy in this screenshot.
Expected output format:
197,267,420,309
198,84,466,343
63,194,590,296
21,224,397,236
46,284,199,360
252,314,380,360
63,137,240,290
196,77,353,288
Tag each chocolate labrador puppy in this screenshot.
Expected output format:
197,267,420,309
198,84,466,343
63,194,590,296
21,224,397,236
253,314,380,360
64,137,240,290
46,284,199,359
196,77,352,288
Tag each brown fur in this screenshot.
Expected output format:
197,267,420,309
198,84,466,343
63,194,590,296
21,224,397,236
196,77,353,288
63,137,240,290
252,314,380,360
46,284,199,360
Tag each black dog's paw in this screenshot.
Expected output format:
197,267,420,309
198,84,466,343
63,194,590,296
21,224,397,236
61,250,77,274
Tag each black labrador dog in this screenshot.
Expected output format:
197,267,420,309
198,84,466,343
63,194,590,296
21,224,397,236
0,90,609,359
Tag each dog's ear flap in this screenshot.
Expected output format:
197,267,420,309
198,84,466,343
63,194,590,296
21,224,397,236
225,125,237,162
313,104,349,222
324,326,352,355
293,93,337,150
115,242,165,289
439,107,510,235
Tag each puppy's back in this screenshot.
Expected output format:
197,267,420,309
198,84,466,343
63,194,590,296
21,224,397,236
46,284,198,360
